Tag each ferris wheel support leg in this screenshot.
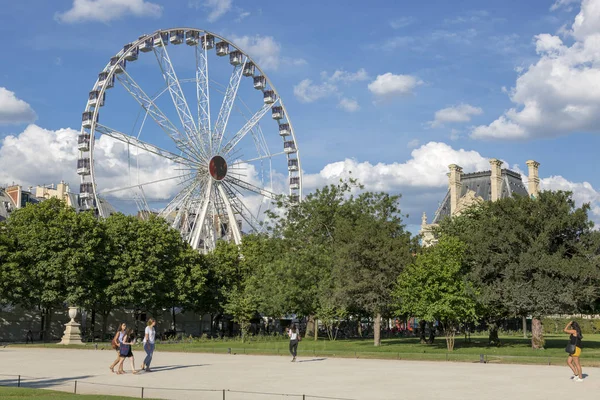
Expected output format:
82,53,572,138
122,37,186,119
217,183,242,245
189,179,213,250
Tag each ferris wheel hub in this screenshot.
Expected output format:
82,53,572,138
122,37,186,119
209,155,227,181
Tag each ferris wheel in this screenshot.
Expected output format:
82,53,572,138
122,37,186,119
76,28,302,251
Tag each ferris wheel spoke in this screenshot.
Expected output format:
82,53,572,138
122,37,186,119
153,42,200,148
96,124,198,167
195,42,211,146
189,178,213,249
216,182,242,244
230,151,285,166
225,176,277,200
212,59,246,153
98,173,195,196
220,99,278,156
116,69,204,162
221,181,266,233
158,179,201,220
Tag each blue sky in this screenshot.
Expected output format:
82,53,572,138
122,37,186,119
0,0,599,234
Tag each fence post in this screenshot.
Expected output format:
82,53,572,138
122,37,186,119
548,357,551,366
141,387,144,398
480,354,484,363
17,375,20,387
303,395,306,400
446,352,448,361
74,380,77,394
223,389,226,400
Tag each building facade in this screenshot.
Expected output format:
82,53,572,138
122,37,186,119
420,159,540,246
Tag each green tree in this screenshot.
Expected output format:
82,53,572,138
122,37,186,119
394,236,477,351
333,191,415,346
436,191,600,348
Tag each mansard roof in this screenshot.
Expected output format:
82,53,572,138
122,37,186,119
431,168,529,224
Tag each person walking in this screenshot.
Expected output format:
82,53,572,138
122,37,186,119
109,322,127,373
287,325,301,362
142,318,156,372
117,328,138,374
564,320,584,382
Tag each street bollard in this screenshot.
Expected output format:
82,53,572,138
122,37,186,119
17,375,20,387
74,380,77,394
303,395,306,400
223,389,226,400
141,387,144,398
95,343,98,350
227,347,231,354
480,354,484,363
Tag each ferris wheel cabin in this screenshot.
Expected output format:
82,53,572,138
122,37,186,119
201,34,215,50
284,141,296,154
289,177,300,190
139,35,153,52
216,41,229,56
88,90,105,108
98,71,114,89
154,32,169,47
79,183,93,200
253,76,266,90
263,90,276,104
78,133,90,152
185,30,199,45
81,111,97,129
109,56,126,74
170,30,184,45
272,106,284,120
243,62,255,77
279,123,290,136
77,158,91,176
288,158,299,171
123,43,139,61
229,50,243,66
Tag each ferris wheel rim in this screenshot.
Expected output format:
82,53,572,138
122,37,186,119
78,27,302,250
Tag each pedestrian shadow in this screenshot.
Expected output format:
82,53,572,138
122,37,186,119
142,364,209,372
0,375,94,389
297,358,327,363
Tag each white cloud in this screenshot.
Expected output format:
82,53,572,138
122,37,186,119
390,17,416,29
472,0,600,140
541,176,600,220
550,0,580,11
0,125,180,201
0,88,37,125
55,0,162,23
189,0,232,22
407,139,420,148
368,73,423,98
450,129,461,141
229,34,303,71
293,79,337,103
326,68,369,83
429,104,483,127
338,98,360,112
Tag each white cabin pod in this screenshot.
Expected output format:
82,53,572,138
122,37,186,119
287,158,299,171
253,76,266,90
283,140,296,154
229,50,243,66
123,43,139,61
78,134,91,152
98,71,114,89
289,176,300,190
81,111,97,129
263,90,276,104
154,32,169,46
201,34,215,50
79,182,93,199
216,41,229,56
170,30,184,44
139,36,153,52
243,62,255,77
272,106,284,120
279,123,290,136
77,158,91,176
290,194,300,203
109,56,125,74
88,90,105,107
185,30,199,45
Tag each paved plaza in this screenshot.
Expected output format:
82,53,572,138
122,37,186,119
0,347,598,399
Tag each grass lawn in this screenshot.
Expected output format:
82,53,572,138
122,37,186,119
12,334,600,367
0,386,158,399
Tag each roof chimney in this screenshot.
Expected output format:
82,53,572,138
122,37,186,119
489,159,503,202
448,164,463,215
526,160,540,198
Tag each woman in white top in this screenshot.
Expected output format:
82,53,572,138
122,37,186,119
142,318,156,372
287,325,301,362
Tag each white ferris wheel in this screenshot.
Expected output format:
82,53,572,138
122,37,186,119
76,28,302,251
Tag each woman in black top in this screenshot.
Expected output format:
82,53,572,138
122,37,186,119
563,321,583,382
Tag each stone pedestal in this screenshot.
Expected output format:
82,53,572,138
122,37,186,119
59,307,85,345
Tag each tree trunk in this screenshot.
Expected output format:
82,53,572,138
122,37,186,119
374,313,381,346
488,321,500,346
90,309,96,341
443,322,455,351
357,318,362,337
419,320,427,344
314,318,318,341
522,315,527,338
305,315,315,338
531,318,544,349
172,307,177,332
101,311,110,342
428,322,436,344
39,308,45,342
43,308,52,343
